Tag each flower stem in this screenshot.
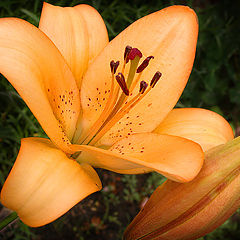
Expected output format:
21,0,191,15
0,211,18,231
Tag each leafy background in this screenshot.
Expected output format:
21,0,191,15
0,0,240,239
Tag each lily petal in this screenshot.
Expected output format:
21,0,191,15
74,4,109,64
80,6,198,147
154,108,234,151
39,2,108,88
0,137,101,227
75,133,204,182
0,18,80,153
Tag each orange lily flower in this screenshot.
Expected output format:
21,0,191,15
0,3,233,227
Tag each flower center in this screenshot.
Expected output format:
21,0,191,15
79,46,161,146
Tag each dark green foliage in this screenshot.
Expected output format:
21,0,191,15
0,0,239,239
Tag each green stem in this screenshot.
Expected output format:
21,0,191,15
0,212,18,231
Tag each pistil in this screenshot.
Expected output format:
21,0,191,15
126,48,142,88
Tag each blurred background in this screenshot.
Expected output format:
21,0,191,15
0,0,240,239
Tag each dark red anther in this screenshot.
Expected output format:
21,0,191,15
126,48,142,63
150,71,162,88
110,60,115,73
114,61,120,74
136,56,154,73
115,73,129,96
124,45,132,61
110,60,120,74
139,81,148,94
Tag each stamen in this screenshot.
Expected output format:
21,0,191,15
137,56,154,73
75,61,120,144
110,60,115,73
88,92,141,145
80,76,120,145
88,78,160,146
114,61,120,73
106,48,143,121
124,45,132,61
116,73,129,96
129,56,154,93
122,46,132,74
110,60,120,74
78,46,161,146
139,81,148,94
129,72,143,93
150,71,162,88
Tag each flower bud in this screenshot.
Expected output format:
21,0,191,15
124,137,240,240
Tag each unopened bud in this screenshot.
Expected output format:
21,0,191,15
124,137,240,240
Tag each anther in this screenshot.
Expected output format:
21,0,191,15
114,61,120,73
136,56,154,73
110,60,115,73
139,81,148,94
150,71,162,88
124,45,132,61
110,60,120,74
126,48,142,63
115,73,129,96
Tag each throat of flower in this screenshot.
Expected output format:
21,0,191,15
79,46,161,146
